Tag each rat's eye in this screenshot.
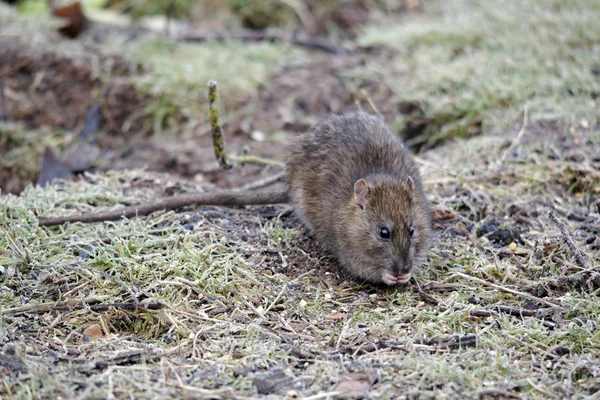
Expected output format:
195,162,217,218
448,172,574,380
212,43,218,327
408,225,414,237
379,227,391,239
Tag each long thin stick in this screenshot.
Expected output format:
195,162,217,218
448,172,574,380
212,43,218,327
452,272,561,309
208,80,231,170
3,296,109,315
38,189,289,226
360,89,383,120
240,171,285,191
181,30,352,55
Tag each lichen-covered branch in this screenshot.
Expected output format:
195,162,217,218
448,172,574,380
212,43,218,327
208,80,231,170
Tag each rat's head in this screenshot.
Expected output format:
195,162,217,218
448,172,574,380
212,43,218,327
342,174,431,286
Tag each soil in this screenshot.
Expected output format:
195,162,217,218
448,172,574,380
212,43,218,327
0,26,407,194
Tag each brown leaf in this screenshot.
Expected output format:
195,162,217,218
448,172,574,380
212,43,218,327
36,147,74,187
431,208,456,221
326,311,346,321
332,372,376,399
81,324,103,342
63,142,99,172
52,2,89,39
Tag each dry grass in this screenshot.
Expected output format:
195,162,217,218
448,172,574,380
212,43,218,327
359,0,600,148
2,117,599,398
1,0,600,399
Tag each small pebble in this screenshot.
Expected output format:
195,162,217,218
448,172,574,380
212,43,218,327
553,346,570,356
586,236,596,245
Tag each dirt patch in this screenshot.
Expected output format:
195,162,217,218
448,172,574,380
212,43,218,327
0,37,147,136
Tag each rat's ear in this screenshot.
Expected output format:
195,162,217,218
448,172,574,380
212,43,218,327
354,179,370,209
405,176,414,192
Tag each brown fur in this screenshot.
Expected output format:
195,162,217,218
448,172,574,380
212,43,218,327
286,111,432,284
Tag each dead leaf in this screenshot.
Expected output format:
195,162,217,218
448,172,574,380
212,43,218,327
81,324,103,342
79,104,101,140
332,372,376,399
64,142,99,172
52,2,89,39
326,311,346,321
431,208,456,221
36,147,73,187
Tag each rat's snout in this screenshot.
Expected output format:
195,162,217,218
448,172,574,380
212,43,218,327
391,259,411,276
381,270,411,286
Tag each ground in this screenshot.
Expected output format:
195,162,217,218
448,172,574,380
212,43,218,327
1,0,599,399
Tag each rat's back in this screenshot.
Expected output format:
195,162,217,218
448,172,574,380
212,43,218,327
285,111,424,252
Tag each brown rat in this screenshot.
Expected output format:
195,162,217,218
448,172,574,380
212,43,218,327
39,111,432,285
286,111,432,285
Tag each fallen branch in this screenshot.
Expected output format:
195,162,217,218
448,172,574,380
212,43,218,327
470,305,557,328
38,189,289,226
2,296,101,316
470,306,537,318
414,334,477,349
548,210,591,269
4,300,164,316
86,302,164,312
451,272,562,309
181,29,353,54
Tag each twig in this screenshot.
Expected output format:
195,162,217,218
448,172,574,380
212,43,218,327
86,302,164,312
5,301,164,316
470,305,556,328
414,334,477,349
230,154,284,168
3,296,106,316
548,211,591,269
240,171,285,191
208,80,231,169
497,107,529,171
181,29,353,54
451,272,561,309
360,89,382,120
38,189,289,226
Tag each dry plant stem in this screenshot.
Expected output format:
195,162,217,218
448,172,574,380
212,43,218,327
38,189,289,226
240,171,285,191
208,80,231,170
452,272,562,309
548,211,591,269
231,154,284,168
2,296,116,316
181,29,352,54
360,89,383,119
497,107,529,171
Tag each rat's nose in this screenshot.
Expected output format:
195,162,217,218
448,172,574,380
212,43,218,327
392,259,411,275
